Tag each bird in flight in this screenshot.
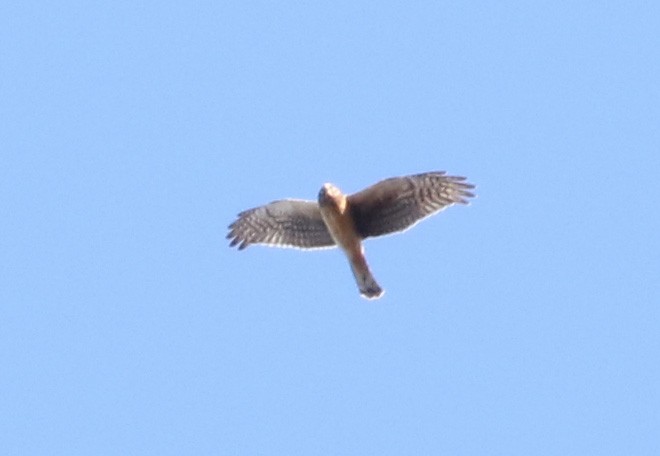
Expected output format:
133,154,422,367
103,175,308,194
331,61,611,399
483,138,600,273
227,171,475,299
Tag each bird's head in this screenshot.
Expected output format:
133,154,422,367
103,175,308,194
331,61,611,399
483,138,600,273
318,183,343,207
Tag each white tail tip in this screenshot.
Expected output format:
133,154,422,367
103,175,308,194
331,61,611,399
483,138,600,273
353,266,384,300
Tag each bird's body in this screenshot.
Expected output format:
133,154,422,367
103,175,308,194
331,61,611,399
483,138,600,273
318,183,383,298
227,171,475,299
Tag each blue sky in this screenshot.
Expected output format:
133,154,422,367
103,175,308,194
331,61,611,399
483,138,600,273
2,1,659,454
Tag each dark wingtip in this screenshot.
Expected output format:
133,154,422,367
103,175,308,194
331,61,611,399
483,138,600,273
228,236,250,250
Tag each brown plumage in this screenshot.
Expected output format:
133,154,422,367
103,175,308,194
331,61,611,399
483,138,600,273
227,171,475,299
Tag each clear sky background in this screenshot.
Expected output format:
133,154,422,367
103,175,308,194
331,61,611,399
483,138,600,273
2,1,659,455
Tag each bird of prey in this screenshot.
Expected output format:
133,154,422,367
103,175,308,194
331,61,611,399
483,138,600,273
227,171,475,299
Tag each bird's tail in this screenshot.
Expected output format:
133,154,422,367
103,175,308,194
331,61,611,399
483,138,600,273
350,256,384,300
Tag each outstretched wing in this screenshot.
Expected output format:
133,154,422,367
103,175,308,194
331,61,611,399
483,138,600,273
227,199,336,250
348,171,475,239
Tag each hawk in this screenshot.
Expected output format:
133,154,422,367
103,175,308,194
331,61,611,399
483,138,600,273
227,171,475,299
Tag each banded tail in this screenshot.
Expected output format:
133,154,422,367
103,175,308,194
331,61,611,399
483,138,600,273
349,256,384,300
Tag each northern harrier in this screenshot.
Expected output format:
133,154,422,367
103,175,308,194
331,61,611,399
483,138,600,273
227,171,475,299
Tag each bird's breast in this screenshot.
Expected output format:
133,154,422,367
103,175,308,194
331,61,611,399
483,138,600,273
319,203,361,253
